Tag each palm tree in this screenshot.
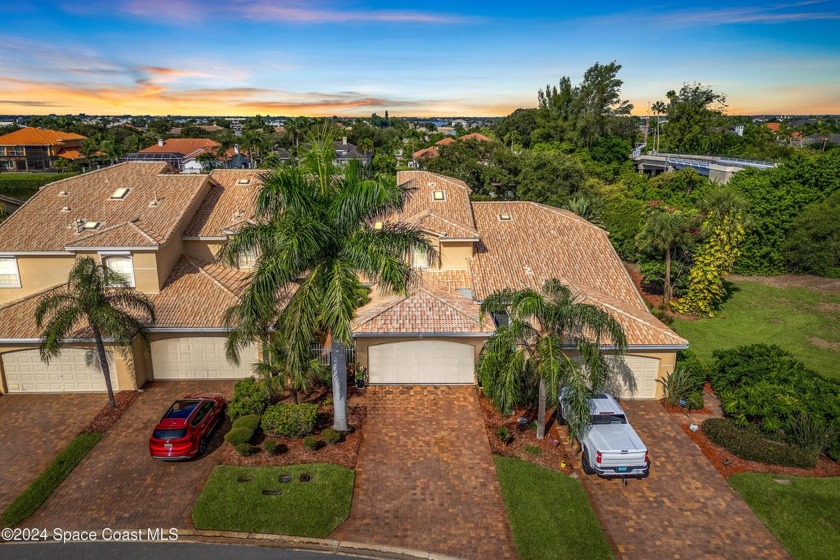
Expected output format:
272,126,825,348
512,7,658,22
253,338,326,404
196,151,218,172
35,257,155,408
651,100,667,153
222,127,430,430
636,209,692,304
478,279,627,441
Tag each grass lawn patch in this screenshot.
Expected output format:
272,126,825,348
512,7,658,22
2,432,102,527
729,473,840,560
672,280,840,379
494,456,612,560
192,464,354,538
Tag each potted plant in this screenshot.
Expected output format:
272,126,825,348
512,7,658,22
355,366,368,389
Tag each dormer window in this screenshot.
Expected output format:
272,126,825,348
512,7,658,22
82,221,100,230
411,246,429,269
238,248,258,269
109,187,129,200
499,213,512,221
102,254,135,287
237,178,251,186
432,190,445,201
0,256,21,288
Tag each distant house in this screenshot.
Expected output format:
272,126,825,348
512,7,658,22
123,138,250,172
300,137,369,166
411,132,492,163
0,194,24,216
0,127,87,171
169,124,225,136
765,122,782,133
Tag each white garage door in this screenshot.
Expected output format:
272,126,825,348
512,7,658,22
2,348,117,393
151,337,257,379
605,355,660,400
369,340,475,384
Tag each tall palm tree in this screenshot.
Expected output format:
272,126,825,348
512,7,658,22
636,210,692,304
35,257,155,408
222,128,430,430
651,100,667,153
478,279,627,441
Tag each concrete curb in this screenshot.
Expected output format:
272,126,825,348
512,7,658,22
179,529,465,560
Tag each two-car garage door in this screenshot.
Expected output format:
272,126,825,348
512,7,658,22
150,337,257,380
2,348,117,393
369,340,475,384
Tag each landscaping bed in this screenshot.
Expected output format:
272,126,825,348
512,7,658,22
83,390,140,433
192,464,355,538
495,456,613,560
478,389,572,474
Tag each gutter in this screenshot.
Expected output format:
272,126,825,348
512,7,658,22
353,332,492,338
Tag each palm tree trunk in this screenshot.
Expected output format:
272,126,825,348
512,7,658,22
92,326,116,409
664,246,672,305
537,377,547,440
330,340,349,431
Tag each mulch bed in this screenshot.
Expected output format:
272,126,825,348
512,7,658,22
221,397,366,469
680,422,840,479
660,400,714,416
477,388,573,474
83,390,140,434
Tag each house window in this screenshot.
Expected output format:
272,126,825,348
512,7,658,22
238,248,258,269
103,255,135,287
412,246,429,269
0,257,21,288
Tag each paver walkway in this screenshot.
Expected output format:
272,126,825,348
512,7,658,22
332,386,518,560
0,393,103,513
563,400,790,560
23,381,234,530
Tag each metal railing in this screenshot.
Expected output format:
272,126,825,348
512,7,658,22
312,343,356,367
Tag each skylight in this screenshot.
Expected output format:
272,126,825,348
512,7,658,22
432,190,445,201
237,178,251,186
110,187,129,200
373,221,384,230
82,221,100,230
499,213,512,221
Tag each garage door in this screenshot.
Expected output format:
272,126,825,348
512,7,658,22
605,355,660,400
150,337,257,379
2,348,117,393
369,340,475,384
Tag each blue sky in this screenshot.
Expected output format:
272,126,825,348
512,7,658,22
0,1,837,116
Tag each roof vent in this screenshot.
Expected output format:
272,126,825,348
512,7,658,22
523,265,534,276
58,190,69,197
427,181,437,187
432,190,445,201
109,187,129,200
499,213,512,221
236,178,251,186
149,190,162,207
60,206,71,213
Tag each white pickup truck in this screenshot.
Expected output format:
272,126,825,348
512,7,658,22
558,391,650,479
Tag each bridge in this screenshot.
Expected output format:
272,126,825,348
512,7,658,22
633,149,777,183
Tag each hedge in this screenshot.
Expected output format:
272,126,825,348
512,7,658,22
227,378,270,421
232,414,261,432
261,403,318,437
224,427,254,447
702,418,817,469
0,172,78,200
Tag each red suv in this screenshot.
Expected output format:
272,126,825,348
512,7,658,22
149,393,225,460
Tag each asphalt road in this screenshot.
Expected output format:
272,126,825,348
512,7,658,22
0,542,368,560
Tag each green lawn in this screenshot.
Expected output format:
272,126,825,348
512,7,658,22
494,456,613,560
671,280,840,379
3,432,102,527
729,474,840,560
191,464,354,538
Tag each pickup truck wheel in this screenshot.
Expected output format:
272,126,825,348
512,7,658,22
581,449,595,475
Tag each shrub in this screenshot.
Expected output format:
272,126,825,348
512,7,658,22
658,365,704,407
0,172,78,200
685,391,704,410
263,439,284,456
525,445,541,456
261,403,318,437
234,443,255,457
303,436,319,450
322,428,342,445
497,425,512,444
702,418,817,468
788,414,838,458
224,427,254,447
232,414,261,432
227,378,270,421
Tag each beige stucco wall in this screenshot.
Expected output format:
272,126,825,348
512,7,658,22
130,251,159,293
354,336,488,370
0,255,75,305
626,350,677,400
183,240,224,261
439,240,473,270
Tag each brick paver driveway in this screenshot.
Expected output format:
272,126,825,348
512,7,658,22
333,386,517,560
571,401,789,560
0,393,103,513
23,381,234,530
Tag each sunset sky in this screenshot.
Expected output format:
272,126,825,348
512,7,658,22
0,1,838,117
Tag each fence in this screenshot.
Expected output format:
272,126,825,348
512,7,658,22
312,343,356,367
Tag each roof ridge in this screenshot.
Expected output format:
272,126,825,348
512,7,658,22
0,283,62,311
183,256,239,298
417,281,480,324
581,290,686,342
67,221,131,243
127,221,160,244
424,211,479,237
352,292,408,328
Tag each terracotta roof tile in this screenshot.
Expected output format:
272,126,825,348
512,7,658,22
460,132,492,142
139,138,220,157
0,127,86,146
183,169,263,238
394,171,479,239
0,162,210,252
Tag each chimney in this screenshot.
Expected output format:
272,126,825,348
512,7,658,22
342,136,348,146
157,138,164,147
234,144,240,155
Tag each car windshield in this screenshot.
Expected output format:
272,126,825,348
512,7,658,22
152,428,188,440
590,414,627,425
164,400,201,420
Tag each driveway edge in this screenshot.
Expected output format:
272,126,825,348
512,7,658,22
180,529,465,560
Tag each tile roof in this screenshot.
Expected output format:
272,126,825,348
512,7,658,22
0,127,86,146
56,148,84,160
183,169,263,238
460,132,492,142
435,137,456,146
0,286,69,339
412,146,439,159
468,201,686,347
0,162,210,252
394,171,479,239
353,276,493,335
140,138,221,157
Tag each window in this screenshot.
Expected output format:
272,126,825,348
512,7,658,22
238,248,258,269
103,255,135,287
432,190,445,201
191,401,215,427
0,257,21,288
412,246,429,269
